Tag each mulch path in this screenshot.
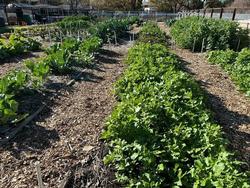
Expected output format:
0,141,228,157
0,40,133,188
0,51,45,78
159,22,250,169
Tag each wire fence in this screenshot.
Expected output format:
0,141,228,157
181,8,250,29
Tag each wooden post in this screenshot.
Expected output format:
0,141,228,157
210,8,214,18
201,38,205,53
192,38,196,52
219,8,223,19
236,38,241,52
232,8,236,21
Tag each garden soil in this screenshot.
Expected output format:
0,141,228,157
0,39,133,187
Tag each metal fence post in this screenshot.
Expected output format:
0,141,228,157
210,8,214,18
232,8,236,21
203,9,206,18
219,8,223,19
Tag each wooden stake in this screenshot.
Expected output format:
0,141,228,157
236,38,241,52
192,38,196,52
201,38,205,53
114,31,117,45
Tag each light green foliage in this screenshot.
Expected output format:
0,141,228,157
0,70,28,125
25,59,50,88
103,23,250,187
171,16,249,51
0,94,19,125
138,22,167,45
0,33,41,60
207,48,250,96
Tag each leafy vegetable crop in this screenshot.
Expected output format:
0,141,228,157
0,33,41,60
103,23,250,187
0,17,138,126
138,21,167,45
171,16,249,52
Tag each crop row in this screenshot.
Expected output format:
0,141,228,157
0,16,140,60
0,17,138,126
103,22,249,187
207,48,250,97
170,16,249,51
0,33,41,60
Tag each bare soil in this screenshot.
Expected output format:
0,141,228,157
159,22,250,169
0,40,133,188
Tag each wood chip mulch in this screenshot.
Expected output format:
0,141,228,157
0,51,45,78
0,40,133,188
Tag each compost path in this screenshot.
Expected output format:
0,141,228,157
0,51,45,77
0,39,133,187
159,22,250,169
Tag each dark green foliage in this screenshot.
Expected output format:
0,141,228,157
138,22,167,45
208,48,250,96
171,16,249,51
88,17,140,42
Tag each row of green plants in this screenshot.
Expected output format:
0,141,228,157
170,16,249,52
103,23,250,187
88,16,140,43
137,21,167,45
13,16,140,43
0,17,138,126
0,33,41,60
0,36,101,125
207,48,250,97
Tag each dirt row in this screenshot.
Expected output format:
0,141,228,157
0,40,133,187
158,22,250,169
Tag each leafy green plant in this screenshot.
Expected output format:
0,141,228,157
46,49,73,74
0,71,28,95
103,26,250,187
138,21,167,45
88,17,139,42
0,70,29,126
171,16,249,51
0,40,9,60
0,94,19,125
207,48,250,96
79,36,102,54
0,33,41,60
25,59,50,88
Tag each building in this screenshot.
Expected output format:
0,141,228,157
142,0,157,11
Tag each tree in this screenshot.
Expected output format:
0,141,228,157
151,0,204,12
89,0,142,10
